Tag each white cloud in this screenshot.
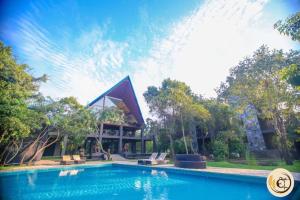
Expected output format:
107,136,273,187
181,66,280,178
16,18,128,104
131,0,299,118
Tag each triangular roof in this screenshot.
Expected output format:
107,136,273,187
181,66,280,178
88,76,145,126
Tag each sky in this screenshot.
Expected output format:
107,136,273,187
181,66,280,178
0,0,299,118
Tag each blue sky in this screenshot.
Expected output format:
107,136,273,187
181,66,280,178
1,0,299,117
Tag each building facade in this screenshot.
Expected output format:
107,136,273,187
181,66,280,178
43,76,152,158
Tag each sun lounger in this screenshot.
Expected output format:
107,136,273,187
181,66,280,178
145,153,168,165
60,155,74,165
72,155,85,164
138,153,158,165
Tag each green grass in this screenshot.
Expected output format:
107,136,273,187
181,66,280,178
207,160,300,172
41,156,61,161
0,165,25,171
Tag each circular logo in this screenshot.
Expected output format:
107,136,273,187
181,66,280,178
267,168,294,197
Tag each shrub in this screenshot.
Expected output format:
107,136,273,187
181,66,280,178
174,137,192,154
212,140,228,161
228,138,246,158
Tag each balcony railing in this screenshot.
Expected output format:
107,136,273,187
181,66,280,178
123,131,134,137
102,129,120,137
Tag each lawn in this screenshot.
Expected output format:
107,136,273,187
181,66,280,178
0,165,25,171
207,160,300,173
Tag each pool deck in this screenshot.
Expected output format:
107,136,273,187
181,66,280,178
1,160,300,181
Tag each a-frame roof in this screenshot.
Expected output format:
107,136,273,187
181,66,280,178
88,76,145,126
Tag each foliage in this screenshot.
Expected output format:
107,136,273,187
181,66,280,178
211,139,228,161
156,128,171,153
145,141,153,153
274,12,300,42
96,107,125,124
174,137,193,154
217,45,299,164
144,78,210,156
46,97,96,153
0,41,47,145
279,64,300,89
0,41,96,164
211,130,246,161
200,99,244,138
228,137,246,158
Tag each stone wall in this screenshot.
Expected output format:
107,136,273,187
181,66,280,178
241,104,266,151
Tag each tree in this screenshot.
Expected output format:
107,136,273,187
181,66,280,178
0,41,47,164
217,45,299,165
0,41,96,165
194,98,244,155
144,78,210,156
21,96,95,164
274,12,300,42
52,97,95,154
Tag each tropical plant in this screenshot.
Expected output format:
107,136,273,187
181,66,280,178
0,41,48,164
144,79,210,156
217,45,300,164
274,12,300,42
211,139,228,161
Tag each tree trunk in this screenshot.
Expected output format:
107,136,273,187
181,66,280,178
97,123,107,154
20,127,49,165
28,129,60,165
273,112,293,165
94,122,110,160
4,140,23,165
189,117,199,154
180,114,188,154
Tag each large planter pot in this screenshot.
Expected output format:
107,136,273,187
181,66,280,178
175,154,207,169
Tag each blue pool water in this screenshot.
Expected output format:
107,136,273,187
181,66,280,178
0,164,299,200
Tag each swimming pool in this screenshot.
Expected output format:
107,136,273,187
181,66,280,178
0,164,299,200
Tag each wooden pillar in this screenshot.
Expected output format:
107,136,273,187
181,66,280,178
118,126,123,153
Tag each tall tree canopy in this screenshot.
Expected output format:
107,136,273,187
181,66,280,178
217,45,300,164
0,41,47,147
144,78,210,155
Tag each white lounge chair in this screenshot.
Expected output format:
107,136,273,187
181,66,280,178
145,153,168,165
138,153,158,165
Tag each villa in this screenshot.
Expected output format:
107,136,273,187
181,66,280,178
43,76,153,158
